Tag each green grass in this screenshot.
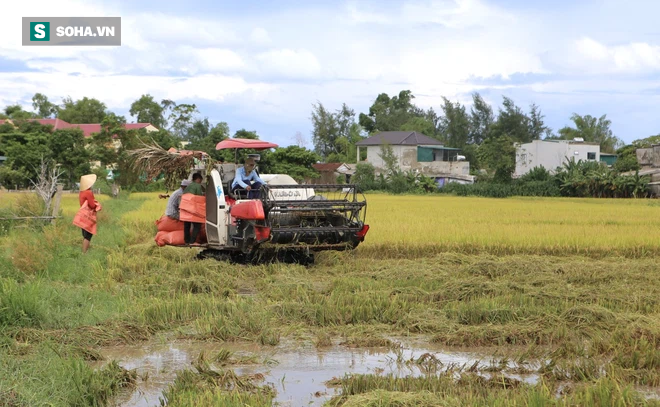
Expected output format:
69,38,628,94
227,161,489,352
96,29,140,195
326,374,660,406
0,342,136,407
1,192,660,405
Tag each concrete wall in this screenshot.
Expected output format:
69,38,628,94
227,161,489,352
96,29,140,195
637,148,653,166
515,140,600,177
363,145,470,177
653,145,660,167
635,145,660,168
365,145,410,169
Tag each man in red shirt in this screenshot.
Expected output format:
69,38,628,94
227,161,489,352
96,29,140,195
78,174,99,253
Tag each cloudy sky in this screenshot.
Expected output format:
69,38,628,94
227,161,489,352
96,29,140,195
3,0,660,147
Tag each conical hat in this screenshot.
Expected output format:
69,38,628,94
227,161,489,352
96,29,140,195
80,174,97,191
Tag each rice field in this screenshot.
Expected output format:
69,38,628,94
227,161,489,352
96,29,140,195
1,190,660,406
116,191,660,257
360,193,660,257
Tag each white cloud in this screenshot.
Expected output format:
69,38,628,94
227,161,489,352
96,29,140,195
573,37,660,74
0,72,275,114
179,47,246,73
3,0,660,145
401,0,515,28
250,28,271,45
344,2,391,24
255,49,322,79
130,13,240,47
575,37,610,61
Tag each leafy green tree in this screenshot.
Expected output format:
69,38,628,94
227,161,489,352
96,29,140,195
327,121,365,163
557,113,622,153
400,116,438,141
359,90,419,134
0,122,14,134
613,144,640,173
311,102,340,158
49,128,91,188
185,120,230,161
57,96,108,123
461,143,480,172
1,132,52,188
260,145,321,182
469,93,494,144
233,129,259,139
438,97,470,148
488,97,544,144
129,94,166,128
161,99,199,138
31,93,58,118
378,143,399,177
186,118,212,142
88,114,125,168
311,102,364,162
2,105,39,120
528,103,551,141
477,134,516,183
631,134,660,148
352,162,377,191
143,129,181,150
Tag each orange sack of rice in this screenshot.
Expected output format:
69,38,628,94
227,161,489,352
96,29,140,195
155,215,185,232
155,230,186,247
179,194,206,223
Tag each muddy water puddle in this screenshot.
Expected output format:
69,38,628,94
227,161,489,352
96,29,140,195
94,338,540,407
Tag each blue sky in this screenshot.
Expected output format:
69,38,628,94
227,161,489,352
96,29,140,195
3,0,660,148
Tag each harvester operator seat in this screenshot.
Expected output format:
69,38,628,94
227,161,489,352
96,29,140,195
226,164,263,201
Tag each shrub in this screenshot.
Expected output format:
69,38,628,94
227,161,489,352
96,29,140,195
518,166,553,182
352,163,378,192
439,182,514,198
513,180,561,197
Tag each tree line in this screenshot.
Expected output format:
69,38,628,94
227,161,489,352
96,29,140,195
310,90,643,183
0,93,321,191
0,90,653,196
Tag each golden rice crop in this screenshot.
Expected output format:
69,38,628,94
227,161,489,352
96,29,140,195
360,193,660,258
0,191,109,216
85,191,660,257
120,192,168,223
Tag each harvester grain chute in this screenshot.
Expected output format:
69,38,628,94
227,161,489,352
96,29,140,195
129,138,369,265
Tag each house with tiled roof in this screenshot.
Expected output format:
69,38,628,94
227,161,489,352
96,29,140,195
355,131,474,185
1,118,158,138
0,118,160,171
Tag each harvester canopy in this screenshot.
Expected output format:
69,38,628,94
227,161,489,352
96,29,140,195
216,139,279,150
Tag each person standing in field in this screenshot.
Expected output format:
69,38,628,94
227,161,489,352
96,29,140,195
182,173,204,244
77,174,101,254
165,179,190,220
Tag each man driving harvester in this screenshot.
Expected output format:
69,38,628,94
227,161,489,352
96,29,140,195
231,157,265,199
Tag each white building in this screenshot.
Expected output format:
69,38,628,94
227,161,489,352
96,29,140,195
355,131,475,185
515,139,601,177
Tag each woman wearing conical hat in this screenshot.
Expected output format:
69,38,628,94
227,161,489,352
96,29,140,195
79,174,100,253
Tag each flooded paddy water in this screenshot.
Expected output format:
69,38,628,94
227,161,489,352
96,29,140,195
93,337,541,407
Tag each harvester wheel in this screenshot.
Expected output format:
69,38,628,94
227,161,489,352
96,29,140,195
196,247,315,266
197,249,232,262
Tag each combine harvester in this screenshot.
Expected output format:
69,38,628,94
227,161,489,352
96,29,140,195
144,138,370,265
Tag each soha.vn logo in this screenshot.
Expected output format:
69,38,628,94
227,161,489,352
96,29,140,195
30,22,50,41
